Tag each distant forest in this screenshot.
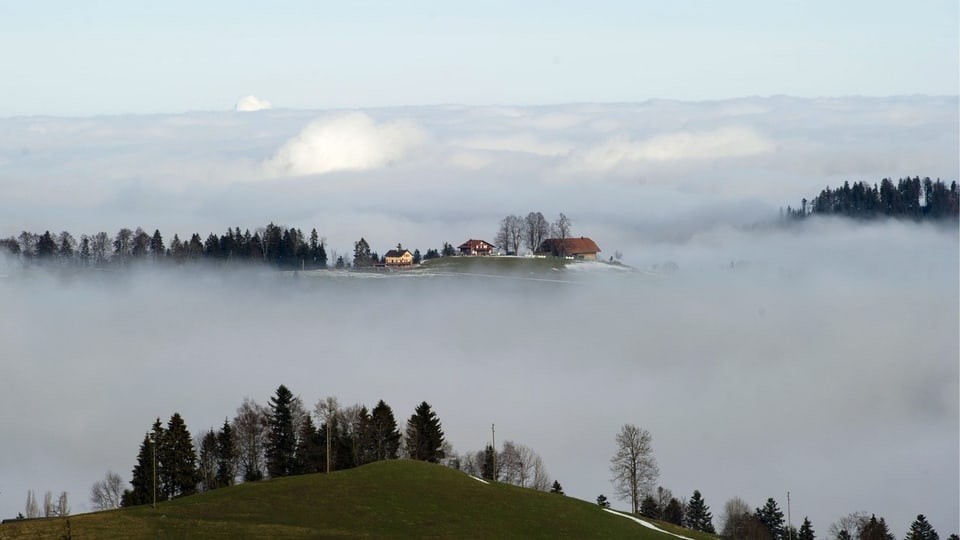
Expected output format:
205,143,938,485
783,177,959,221
0,224,452,271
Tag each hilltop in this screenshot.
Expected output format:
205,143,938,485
0,460,717,539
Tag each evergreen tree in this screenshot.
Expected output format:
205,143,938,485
639,494,659,518
755,498,786,540
441,242,456,257
159,413,199,499
353,237,372,267
550,480,564,495
858,515,894,540
905,515,939,540
266,385,298,477
215,419,237,488
123,423,163,507
481,444,496,480
412,249,421,264
198,430,218,491
292,415,324,474
405,401,445,462
799,517,815,540
370,400,401,461
597,494,611,508
685,489,715,532
838,531,853,540
663,497,683,524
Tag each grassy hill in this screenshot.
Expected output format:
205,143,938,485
0,460,718,539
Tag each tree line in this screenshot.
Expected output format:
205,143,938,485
783,177,959,221
717,496,956,540
493,211,571,256
107,385,446,509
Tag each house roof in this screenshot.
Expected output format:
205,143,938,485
384,249,412,258
535,237,601,255
458,239,495,249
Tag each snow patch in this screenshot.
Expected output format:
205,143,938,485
602,509,696,540
468,475,489,485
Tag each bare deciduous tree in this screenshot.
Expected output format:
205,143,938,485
610,424,659,514
233,397,269,482
720,496,753,539
828,512,870,540
498,441,546,489
90,471,124,511
55,491,70,517
43,491,54,517
25,490,39,518
523,212,549,253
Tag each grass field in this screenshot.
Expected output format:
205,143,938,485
0,460,717,539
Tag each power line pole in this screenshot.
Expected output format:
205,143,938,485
151,433,157,509
787,491,792,540
491,424,496,481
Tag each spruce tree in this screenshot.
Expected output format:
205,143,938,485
124,423,163,506
370,400,401,461
799,517,815,540
160,413,199,499
905,515,939,540
858,515,894,540
481,444,496,480
198,430,218,491
405,401,445,462
639,494,659,518
685,489,715,532
292,415,323,474
550,480,564,495
663,497,683,525
266,385,297,477
215,419,237,488
756,498,786,540
597,494,611,508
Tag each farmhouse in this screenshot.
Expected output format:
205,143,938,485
384,245,414,267
457,239,496,256
534,237,601,260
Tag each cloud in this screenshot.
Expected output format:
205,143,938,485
564,126,776,173
263,113,426,177
235,95,272,112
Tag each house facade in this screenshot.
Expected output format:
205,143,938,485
457,239,496,256
384,247,414,266
534,237,601,260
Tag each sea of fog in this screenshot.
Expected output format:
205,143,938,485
0,219,957,535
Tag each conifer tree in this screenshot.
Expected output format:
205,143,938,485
663,497,683,524
292,415,324,474
124,420,164,506
639,494,659,518
198,430,218,491
550,480,564,495
159,412,199,499
799,517,815,540
756,498,786,540
685,489,715,532
370,400,401,461
405,401,445,462
215,419,237,488
266,385,298,477
481,444,496,480
597,494,611,508
858,515,894,540
905,515,939,540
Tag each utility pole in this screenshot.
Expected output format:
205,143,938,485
151,433,157,509
491,424,496,481
787,491,792,540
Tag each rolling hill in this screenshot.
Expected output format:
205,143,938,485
0,460,718,539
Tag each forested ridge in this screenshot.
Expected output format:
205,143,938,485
783,177,958,220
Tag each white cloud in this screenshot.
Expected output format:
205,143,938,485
263,113,426,177
235,95,273,112
565,126,776,173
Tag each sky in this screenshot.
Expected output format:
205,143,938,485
0,0,958,536
0,1,957,116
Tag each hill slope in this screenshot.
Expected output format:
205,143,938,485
0,460,717,539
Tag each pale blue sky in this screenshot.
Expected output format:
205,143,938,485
0,1,957,115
